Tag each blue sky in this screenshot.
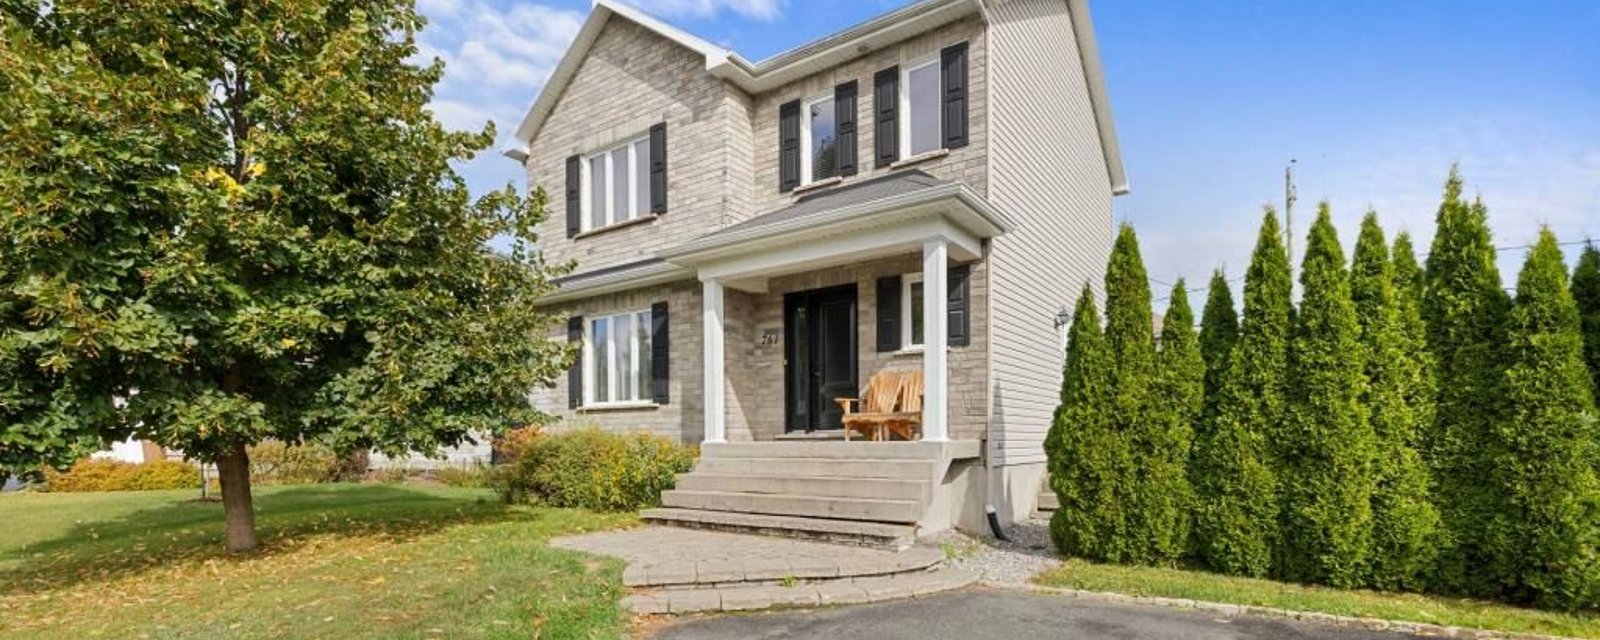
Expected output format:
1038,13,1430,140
417,0,1600,291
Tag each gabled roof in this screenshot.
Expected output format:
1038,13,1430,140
509,0,1128,195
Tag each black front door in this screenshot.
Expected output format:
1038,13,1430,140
784,284,859,432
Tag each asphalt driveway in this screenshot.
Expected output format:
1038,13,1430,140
652,589,1421,640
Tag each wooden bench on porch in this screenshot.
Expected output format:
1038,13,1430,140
835,370,925,442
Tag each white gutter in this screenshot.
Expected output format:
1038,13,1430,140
1067,0,1129,196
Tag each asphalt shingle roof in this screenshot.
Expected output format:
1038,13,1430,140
702,169,953,240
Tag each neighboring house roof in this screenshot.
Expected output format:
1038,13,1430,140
509,0,1128,195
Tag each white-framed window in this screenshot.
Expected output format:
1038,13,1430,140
800,93,839,185
901,273,926,349
585,310,654,405
900,56,942,158
581,135,651,232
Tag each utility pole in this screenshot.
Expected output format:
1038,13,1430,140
1285,159,1297,286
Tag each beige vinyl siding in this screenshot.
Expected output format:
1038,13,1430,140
985,0,1115,465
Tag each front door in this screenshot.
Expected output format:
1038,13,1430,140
784,284,859,432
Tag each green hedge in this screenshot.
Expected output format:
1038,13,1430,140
491,429,697,511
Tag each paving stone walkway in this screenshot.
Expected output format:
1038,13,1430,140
553,525,974,614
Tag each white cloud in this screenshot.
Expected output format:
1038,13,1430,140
618,0,783,21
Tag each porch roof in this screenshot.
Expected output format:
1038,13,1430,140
658,170,1013,272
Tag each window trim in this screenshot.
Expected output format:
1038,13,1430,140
583,309,654,407
578,134,650,233
901,272,925,350
799,92,838,186
899,55,942,160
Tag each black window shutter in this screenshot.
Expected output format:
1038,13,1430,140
778,100,801,192
649,122,668,214
947,264,971,346
564,155,581,238
834,81,858,177
567,316,584,408
651,301,670,404
876,275,902,352
941,43,969,149
873,67,899,168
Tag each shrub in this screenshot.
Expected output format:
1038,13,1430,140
1141,281,1200,565
248,441,344,485
1573,243,1600,398
1198,268,1239,419
43,459,200,492
433,464,492,488
491,429,696,511
493,426,543,463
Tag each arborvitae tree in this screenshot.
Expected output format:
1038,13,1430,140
1048,286,1130,560
1392,232,1426,310
1277,205,1375,588
1198,269,1240,420
1422,168,1513,596
1488,230,1600,610
1191,209,1290,577
1137,281,1201,565
1104,225,1185,565
1351,213,1440,592
1573,243,1600,398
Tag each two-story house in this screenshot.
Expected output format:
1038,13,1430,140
508,0,1126,546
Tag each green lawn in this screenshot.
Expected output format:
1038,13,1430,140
1035,558,1600,638
0,483,636,639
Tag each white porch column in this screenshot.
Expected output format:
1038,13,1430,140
922,237,949,442
701,277,727,444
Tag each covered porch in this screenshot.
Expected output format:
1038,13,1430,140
661,170,1011,447
646,171,1013,542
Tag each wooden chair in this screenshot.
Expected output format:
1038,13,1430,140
836,370,925,441
837,370,902,441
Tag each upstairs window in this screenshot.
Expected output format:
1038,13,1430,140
803,94,838,184
902,57,941,157
582,136,651,231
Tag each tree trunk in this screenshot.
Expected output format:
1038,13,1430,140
216,441,258,553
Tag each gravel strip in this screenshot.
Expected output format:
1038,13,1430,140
934,516,1060,585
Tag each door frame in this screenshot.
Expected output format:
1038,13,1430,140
783,283,859,433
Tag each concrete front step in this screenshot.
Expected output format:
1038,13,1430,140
1037,491,1059,511
621,545,943,588
703,441,974,461
662,489,921,523
674,472,930,502
694,456,939,480
623,568,979,614
641,508,917,549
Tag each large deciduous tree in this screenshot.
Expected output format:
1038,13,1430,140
1351,212,1439,591
1489,230,1600,610
1190,209,1289,577
0,1,569,552
1421,168,1512,595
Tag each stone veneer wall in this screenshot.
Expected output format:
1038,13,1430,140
724,253,991,442
530,281,705,445
525,18,747,273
